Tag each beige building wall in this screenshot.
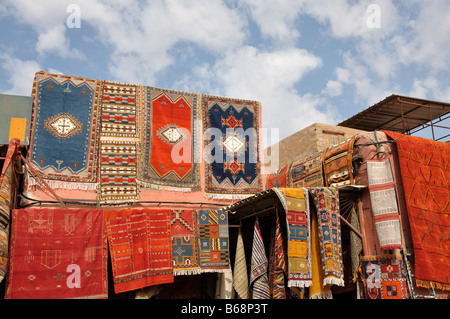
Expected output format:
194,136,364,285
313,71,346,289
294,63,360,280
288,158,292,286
264,123,366,171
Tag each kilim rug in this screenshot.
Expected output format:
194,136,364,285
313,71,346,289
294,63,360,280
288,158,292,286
250,218,270,299
104,209,173,293
28,71,101,190
289,152,325,188
360,254,409,299
266,164,291,189
383,131,450,291
322,137,356,187
309,187,345,287
273,188,312,288
309,209,332,299
268,214,287,299
197,210,230,272
5,208,108,299
0,139,20,283
202,95,263,198
233,229,249,299
139,87,201,191
98,82,141,202
171,209,201,275
366,158,402,250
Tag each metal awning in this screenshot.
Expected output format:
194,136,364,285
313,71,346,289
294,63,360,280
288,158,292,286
338,95,450,142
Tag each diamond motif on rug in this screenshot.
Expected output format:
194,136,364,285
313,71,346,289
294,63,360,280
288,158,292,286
44,113,83,139
157,124,186,145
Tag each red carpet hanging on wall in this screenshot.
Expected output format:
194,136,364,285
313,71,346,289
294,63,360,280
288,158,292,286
139,87,201,192
383,131,450,291
104,209,173,294
5,209,108,299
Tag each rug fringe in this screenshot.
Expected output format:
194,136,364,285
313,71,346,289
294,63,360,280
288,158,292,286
204,193,253,200
137,181,200,193
416,279,450,292
174,268,202,276
28,177,98,191
323,277,345,287
310,291,333,299
287,280,312,288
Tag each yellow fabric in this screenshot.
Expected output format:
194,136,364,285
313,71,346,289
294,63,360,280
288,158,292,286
278,188,305,199
309,210,332,299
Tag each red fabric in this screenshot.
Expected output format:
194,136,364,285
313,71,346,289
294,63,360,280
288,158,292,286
266,164,290,189
383,131,450,290
5,209,108,299
104,209,173,293
150,92,195,183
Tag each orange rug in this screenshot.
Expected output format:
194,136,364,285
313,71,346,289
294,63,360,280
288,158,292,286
383,131,450,291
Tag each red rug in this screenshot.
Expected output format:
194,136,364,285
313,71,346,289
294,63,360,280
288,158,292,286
383,131,450,290
140,87,201,191
5,209,108,299
104,209,173,293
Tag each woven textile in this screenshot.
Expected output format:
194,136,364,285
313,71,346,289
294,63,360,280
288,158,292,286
250,218,270,299
202,95,263,198
171,209,200,275
268,214,287,299
5,209,108,299
104,209,173,293
266,164,290,189
0,139,20,283
366,158,402,250
289,152,324,188
273,188,312,288
197,210,230,272
233,229,249,299
139,87,201,191
360,255,409,299
323,137,356,187
28,71,101,190
309,209,332,299
98,82,140,202
309,187,345,286
383,131,450,291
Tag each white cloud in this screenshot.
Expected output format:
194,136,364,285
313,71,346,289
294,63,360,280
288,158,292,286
324,80,343,97
238,0,304,44
190,46,336,141
0,54,41,95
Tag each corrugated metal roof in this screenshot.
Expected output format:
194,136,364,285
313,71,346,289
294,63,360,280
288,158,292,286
338,94,450,134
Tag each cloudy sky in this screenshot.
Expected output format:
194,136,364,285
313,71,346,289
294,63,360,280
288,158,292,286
1,0,450,145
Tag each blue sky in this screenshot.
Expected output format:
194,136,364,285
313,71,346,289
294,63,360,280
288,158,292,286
1,0,450,144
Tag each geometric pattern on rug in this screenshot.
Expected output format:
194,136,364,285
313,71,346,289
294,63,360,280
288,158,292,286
383,131,450,291
273,188,312,288
5,209,108,299
366,158,403,251
98,82,140,202
309,187,345,287
322,137,356,187
289,152,324,188
360,254,409,299
202,95,263,197
104,209,173,293
28,71,101,189
171,209,200,275
139,87,201,191
197,210,230,272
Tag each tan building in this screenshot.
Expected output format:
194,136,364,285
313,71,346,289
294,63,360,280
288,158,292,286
264,122,366,171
